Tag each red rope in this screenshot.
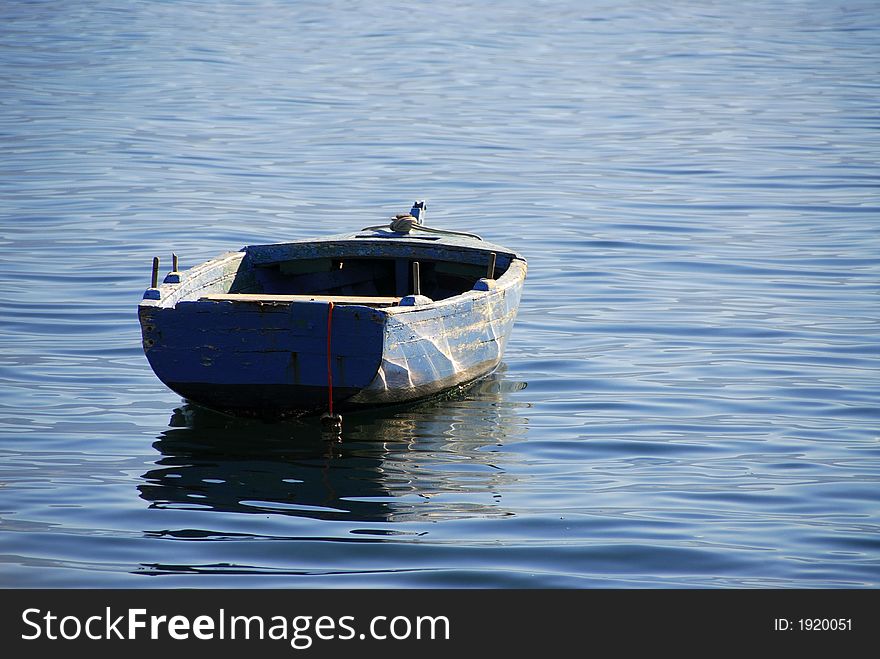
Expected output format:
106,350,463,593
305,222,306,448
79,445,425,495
326,301,334,415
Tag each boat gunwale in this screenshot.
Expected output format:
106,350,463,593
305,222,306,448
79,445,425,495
139,231,527,314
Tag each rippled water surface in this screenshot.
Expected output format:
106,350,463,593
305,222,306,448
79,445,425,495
2,0,879,587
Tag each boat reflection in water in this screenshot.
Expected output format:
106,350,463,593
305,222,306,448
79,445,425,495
139,369,529,529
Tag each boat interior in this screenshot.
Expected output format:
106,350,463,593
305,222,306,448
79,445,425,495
211,250,509,307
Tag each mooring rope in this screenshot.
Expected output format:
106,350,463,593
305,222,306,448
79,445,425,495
320,300,343,436
326,300,335,416
361,214,483,240
390,214,418,233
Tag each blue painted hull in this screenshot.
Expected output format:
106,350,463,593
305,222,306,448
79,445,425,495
138,225,526,418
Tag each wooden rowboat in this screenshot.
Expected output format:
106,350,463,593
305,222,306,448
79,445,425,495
138,202,527,422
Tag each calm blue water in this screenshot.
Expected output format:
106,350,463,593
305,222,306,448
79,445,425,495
1,0,879,588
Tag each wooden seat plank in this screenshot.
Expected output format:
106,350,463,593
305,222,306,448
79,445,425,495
201,293,400,306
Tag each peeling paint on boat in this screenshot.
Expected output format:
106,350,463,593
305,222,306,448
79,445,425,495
349,259,525,405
